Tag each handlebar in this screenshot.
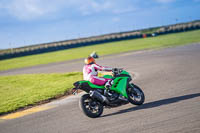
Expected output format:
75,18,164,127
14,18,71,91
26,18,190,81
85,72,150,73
112,68,123,76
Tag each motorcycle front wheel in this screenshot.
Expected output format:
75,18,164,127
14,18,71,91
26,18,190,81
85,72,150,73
79,94,104,118
127,84,145,105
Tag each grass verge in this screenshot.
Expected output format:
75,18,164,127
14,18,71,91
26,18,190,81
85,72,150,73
0,72,82,115
1,30,200,71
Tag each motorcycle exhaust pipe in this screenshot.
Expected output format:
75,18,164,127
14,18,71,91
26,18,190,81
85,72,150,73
89,90,109,104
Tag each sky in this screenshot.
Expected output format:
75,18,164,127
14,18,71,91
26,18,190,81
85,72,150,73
0,0,200,49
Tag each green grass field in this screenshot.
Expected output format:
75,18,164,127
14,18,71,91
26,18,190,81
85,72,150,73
1,30,200,71
0,72,82,114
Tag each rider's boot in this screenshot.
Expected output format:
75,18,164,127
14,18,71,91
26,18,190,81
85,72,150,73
104,80,113,95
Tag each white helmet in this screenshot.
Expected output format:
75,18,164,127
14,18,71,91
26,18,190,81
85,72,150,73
90,51,99,59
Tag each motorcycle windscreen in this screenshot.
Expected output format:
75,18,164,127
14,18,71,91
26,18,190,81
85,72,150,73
111,77,128,98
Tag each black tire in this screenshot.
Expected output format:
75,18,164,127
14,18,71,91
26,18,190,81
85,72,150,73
79,94,104,118
127,84,145,105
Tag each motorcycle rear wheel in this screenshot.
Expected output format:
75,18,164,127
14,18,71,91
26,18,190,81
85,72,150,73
127,84,145,105
79,94,104,118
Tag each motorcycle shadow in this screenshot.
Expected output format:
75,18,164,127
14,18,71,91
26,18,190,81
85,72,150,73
101,92,200,118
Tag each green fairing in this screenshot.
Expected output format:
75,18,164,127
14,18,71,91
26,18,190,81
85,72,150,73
78,70,130,98
103,75,113,79
79,80,105,89
120,70,130,75
111,77,128,98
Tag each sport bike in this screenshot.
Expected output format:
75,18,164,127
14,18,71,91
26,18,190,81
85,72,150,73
72,68,145,118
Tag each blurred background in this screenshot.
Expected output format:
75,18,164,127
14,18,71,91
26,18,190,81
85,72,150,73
0,0,200,50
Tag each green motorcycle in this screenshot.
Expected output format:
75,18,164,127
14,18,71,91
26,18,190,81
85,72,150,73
72,68,145,118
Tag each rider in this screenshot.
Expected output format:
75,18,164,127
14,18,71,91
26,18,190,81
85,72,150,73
83,52,113,90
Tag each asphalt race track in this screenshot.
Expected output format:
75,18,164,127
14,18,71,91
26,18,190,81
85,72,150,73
0,43,200,133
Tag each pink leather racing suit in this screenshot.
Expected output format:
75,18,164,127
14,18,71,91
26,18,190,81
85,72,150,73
83,64,112,86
